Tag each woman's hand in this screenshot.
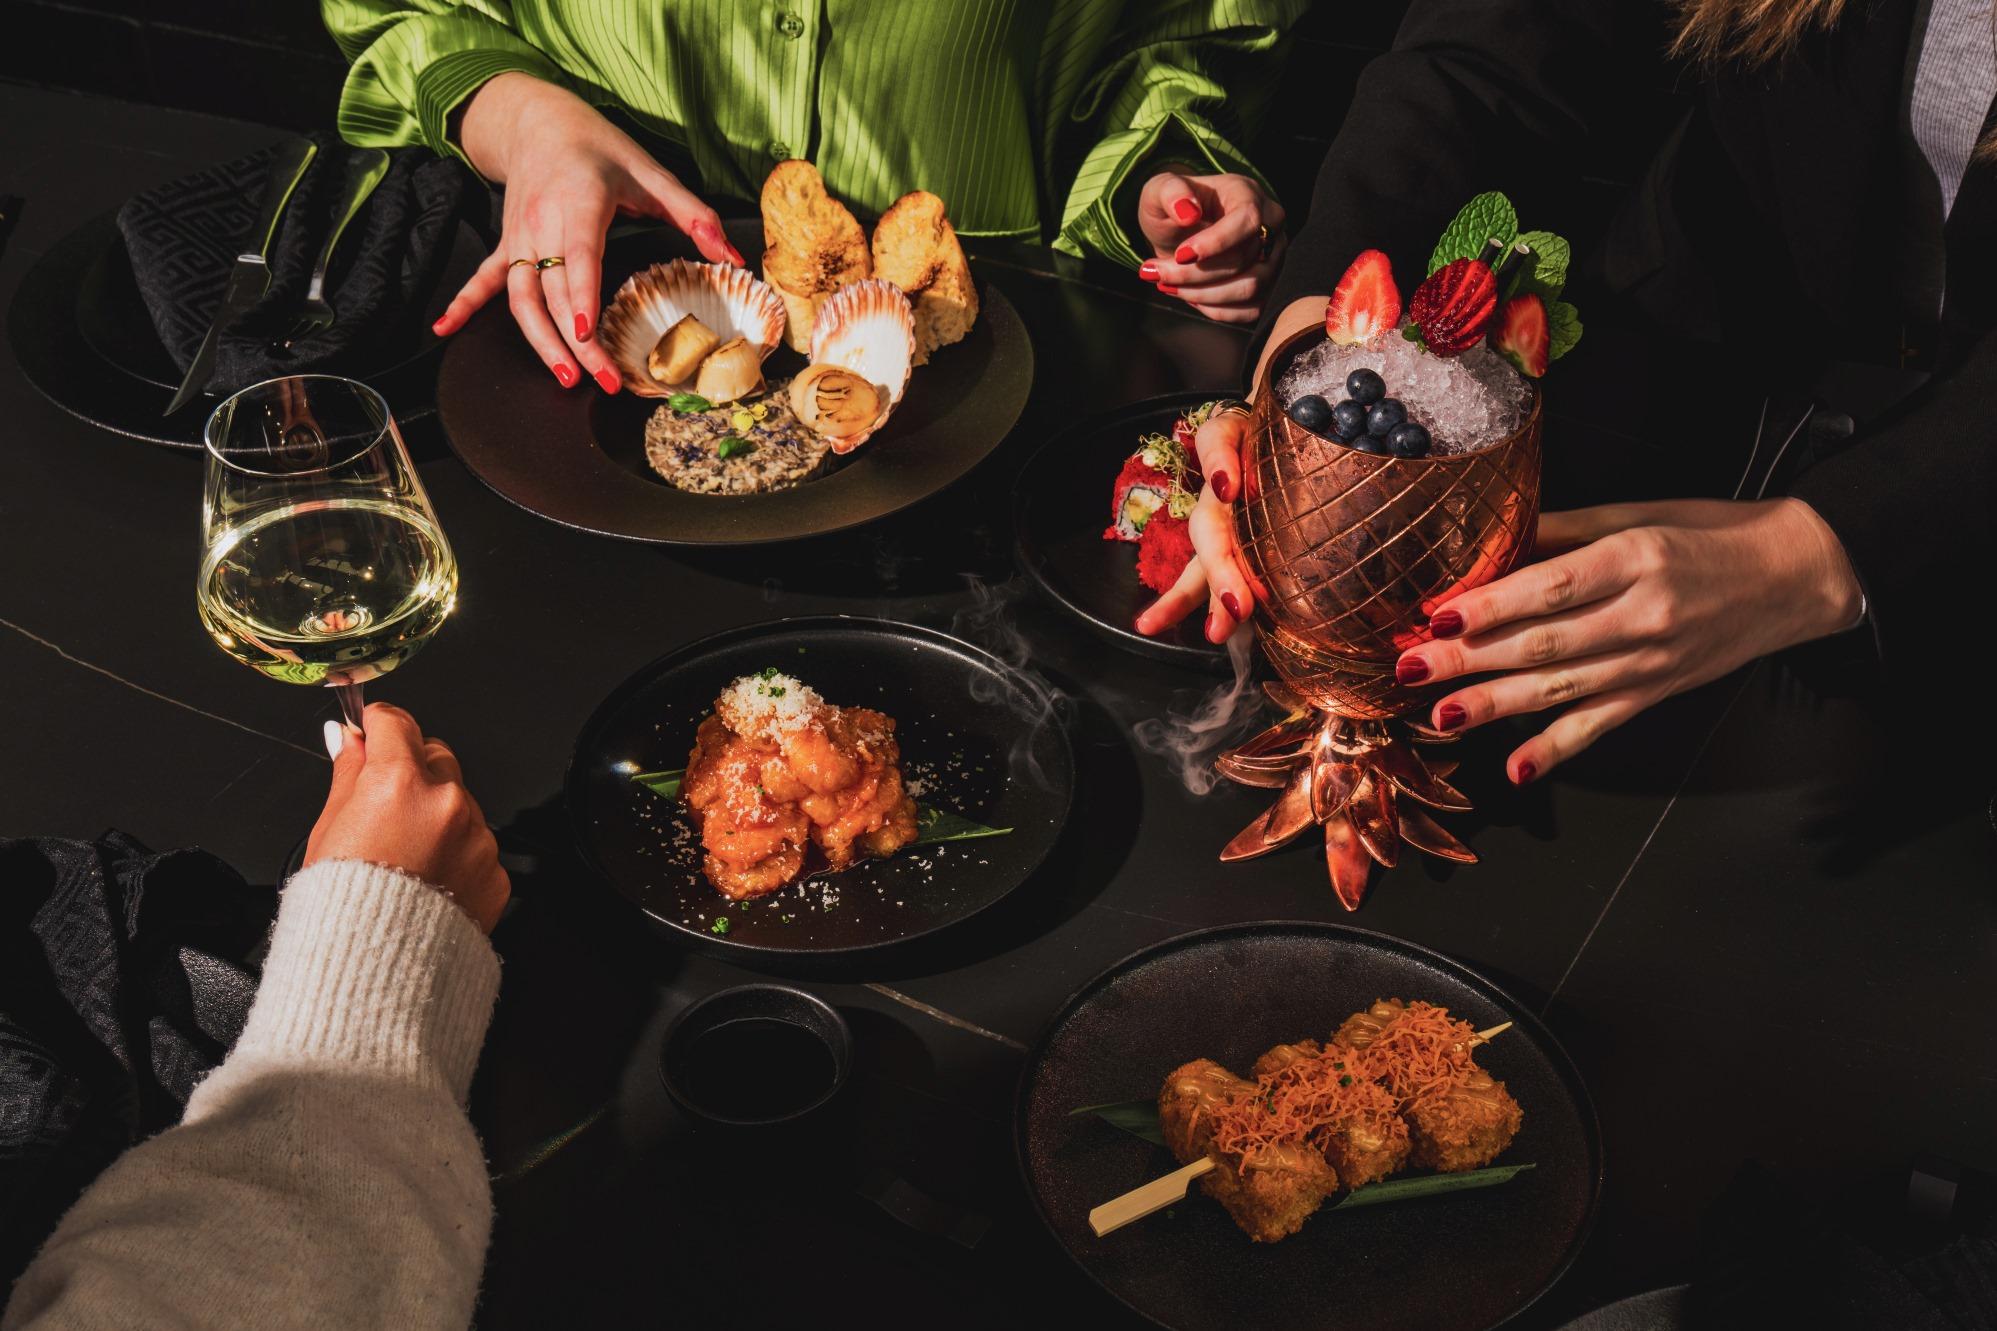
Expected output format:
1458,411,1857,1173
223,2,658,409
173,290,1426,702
1135,295,1323,639
1136,170,1286,324
305,703,510,933
434,72,742,392
1396,498,1864,783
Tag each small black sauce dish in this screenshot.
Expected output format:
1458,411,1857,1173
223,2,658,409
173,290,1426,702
659,984,853,1126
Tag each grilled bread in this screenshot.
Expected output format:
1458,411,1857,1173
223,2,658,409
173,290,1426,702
760,160,871,351
870,190,978,364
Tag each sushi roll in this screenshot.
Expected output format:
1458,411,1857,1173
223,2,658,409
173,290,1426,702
1105,430,1198,543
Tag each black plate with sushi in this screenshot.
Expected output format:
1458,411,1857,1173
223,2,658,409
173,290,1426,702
438,221,1032,546
566,616,1073,968
1017,922,1602,1331
1015,392,1228,671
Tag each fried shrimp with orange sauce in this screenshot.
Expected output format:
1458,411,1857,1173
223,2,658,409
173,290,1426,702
681,671,918,899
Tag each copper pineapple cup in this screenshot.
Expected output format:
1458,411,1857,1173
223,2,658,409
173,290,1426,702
1216,326,1544,908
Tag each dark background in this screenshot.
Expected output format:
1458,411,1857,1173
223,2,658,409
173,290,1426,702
4,0,1683,246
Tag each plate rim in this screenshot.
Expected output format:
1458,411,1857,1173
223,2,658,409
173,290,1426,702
563,612,1078,960
438,225,1034,548
1012,388,1229,670
1011,918,1606,1331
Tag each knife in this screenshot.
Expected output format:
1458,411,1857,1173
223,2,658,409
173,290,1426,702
165,137,318,415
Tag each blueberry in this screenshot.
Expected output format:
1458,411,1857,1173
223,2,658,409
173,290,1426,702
1365,397,1406,436
1287,393,1333,434
1330,399,1368,441
1346,368,1386,405
1348,433,1389,455
1387,422,1432,458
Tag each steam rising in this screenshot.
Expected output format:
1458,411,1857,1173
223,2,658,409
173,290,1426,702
949,576,1072,786
1134,631,1263,795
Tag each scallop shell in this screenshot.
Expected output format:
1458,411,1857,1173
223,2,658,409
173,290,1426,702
597,260,786,398
806,279,914,453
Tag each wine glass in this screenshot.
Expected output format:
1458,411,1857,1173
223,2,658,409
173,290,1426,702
198,375,457,730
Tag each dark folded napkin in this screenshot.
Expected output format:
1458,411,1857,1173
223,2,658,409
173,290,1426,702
0,832,274,1283
116,133,469,394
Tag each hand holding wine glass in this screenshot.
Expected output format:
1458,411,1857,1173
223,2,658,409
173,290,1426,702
198,375,456,730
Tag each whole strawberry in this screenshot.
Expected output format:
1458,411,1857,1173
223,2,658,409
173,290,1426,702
1405,258,1498,357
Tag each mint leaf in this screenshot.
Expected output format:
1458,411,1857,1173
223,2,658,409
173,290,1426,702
1547,300,1584,360
1512,230,1570,301
668,392,714,413
1428,193,1518,274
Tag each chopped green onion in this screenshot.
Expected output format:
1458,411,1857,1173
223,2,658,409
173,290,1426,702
710,917,731,935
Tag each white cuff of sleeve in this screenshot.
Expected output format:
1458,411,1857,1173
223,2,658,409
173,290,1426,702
233,859,501,1102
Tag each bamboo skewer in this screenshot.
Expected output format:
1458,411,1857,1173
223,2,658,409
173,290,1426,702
1089,1157,1215,1237
1087,1021,1515,1238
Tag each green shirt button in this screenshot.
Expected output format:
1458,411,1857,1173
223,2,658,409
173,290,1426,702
769,140,793,160
775,11,804,38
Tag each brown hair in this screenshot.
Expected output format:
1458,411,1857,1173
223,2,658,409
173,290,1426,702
1672,0,1997,158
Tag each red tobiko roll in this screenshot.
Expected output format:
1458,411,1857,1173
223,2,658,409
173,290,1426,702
1135,512,1196,593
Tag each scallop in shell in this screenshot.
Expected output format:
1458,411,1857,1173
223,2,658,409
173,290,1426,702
597,259,786,398
805,279,914,453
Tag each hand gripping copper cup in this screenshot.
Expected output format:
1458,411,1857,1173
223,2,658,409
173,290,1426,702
1216,325,1543,907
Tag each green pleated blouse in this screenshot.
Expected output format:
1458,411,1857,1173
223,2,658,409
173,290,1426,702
319,0,1307,266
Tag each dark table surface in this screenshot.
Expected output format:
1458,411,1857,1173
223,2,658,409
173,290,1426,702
4,81,1994,1330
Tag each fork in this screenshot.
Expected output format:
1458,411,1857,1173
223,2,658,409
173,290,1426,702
280,149,389,349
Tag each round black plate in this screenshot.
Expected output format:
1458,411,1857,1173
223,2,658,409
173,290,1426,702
437,221,1033,546
566,615,1074,963
7,212,480,449
1015,391,1226,670
1017,922,1602,1331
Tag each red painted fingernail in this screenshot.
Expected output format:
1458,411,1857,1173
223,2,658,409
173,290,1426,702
1220,591,1242,620
1172,198,1202,225
1396,656,1430,685
1205,612,1222,642
431,317,450,336
1212,470,1234,502
594,367,621,394
1437,702,1467,731
725,244,746,266
1175,243,1198,264
1158,284,1181,297
1515,760,1539,785
1138,260,1160,282
574,312,591,340
1430,609,1464,638
553,362,578,388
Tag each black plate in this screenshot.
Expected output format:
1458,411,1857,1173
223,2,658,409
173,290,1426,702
1015,391,1226,670
8,212,480,449
566,616,1074,963
1017,922,1602,1331
437,221,1033,545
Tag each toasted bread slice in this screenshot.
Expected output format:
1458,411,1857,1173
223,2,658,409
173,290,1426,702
760,160,871,351
870,190,978,364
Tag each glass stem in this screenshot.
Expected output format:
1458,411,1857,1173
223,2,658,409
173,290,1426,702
333,680,366,732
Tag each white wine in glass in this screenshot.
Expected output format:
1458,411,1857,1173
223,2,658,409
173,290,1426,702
198,375,456,728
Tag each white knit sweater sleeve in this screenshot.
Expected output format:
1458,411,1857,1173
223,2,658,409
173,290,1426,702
2,860,501,1331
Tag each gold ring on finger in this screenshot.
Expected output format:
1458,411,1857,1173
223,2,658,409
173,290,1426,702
1257,224,1272,261
508,257,536,270
534,255,566,270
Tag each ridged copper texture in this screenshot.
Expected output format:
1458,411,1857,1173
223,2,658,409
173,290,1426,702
1215,326,1544,908
1236,327,1543,719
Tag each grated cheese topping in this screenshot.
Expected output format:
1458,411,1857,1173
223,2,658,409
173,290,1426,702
715,669,827,743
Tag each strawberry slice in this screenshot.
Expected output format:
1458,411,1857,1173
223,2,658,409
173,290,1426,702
1490,293,1549,377
1406,258,1498,356
1324,249,1402,346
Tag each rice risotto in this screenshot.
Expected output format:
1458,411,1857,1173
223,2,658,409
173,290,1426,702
642,378,833,495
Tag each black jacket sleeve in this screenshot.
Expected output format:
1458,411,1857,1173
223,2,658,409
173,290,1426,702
1785,329,1996,665
1261,0,1644,331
